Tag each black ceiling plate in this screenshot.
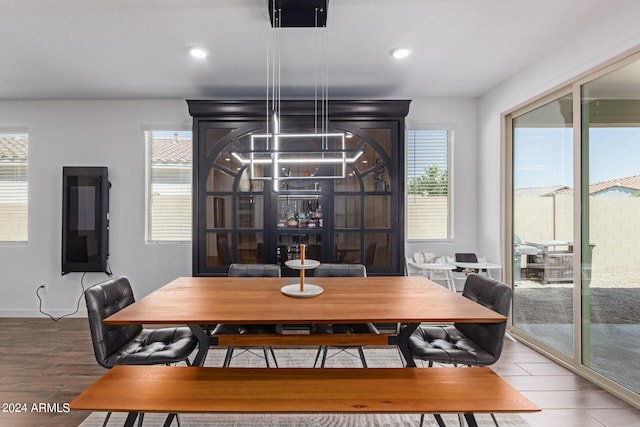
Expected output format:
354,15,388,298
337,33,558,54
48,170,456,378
268,0,328,28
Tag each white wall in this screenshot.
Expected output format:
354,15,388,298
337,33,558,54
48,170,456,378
0,100,192,316
0,97,481,316
478,2,640,266
406,97,479,259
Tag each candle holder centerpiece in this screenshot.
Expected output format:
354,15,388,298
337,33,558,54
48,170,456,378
282,244,323,297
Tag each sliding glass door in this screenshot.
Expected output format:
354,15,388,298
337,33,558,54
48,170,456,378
509,53,640,397
512,93,574,356
581,59,640,393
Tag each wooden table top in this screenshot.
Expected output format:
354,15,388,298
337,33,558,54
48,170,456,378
70,365,539,414
105,276,507,325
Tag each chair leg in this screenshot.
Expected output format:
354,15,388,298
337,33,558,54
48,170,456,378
223,347,234,367
262,347,271,368
102,411,112,427
320,346,329,368
137,412,144,427
490,413,500,427
433,414,447,427
447,275,456,292
313,346,323,367
269,347,278,368
357,346,368,368
162,413,181,427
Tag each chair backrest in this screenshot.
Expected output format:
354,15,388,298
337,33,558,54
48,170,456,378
404,256,421,276
228,263,281,277
454,252,479,272
84,276,143,369
217,237,232,265
278,245,289,264
455,252,479,263
455,274,512,363
365,241,377,265
314,263,367,277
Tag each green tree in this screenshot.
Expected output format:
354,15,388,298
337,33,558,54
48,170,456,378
408,164,448,195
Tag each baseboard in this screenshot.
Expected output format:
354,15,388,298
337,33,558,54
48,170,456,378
0,308,88,318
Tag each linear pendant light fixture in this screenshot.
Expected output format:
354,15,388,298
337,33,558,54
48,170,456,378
230,0,363,189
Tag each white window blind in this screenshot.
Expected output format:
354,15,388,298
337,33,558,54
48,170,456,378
146,131,192,242
407,129,451,240
0,133,28,242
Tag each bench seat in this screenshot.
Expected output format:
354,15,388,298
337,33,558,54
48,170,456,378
71,365,539,417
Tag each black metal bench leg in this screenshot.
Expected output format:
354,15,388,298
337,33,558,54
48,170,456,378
463,413,479,427
123,412,139,427
162,413,181,427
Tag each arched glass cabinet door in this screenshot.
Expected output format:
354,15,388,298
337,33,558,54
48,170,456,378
331,122,397,272
198,123,268,273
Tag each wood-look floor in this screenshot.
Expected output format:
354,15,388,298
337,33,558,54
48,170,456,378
0,318,104,427
1,318,640,427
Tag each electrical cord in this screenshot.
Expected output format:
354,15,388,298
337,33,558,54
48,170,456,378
36,263,113,321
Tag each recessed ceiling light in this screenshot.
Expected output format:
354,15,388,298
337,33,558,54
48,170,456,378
189,46,209,59
391,47,412,59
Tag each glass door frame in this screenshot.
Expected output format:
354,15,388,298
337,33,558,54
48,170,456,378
503,47,640,407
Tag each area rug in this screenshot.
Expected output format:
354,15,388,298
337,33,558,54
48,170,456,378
79,347,531,427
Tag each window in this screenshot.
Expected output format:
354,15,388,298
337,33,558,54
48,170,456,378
145,130,192,242
406,129,452,240
0,132,28,242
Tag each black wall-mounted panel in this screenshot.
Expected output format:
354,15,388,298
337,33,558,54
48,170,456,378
61,167,110,275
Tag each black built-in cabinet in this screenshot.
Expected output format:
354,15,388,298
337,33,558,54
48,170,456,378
188,100,410,276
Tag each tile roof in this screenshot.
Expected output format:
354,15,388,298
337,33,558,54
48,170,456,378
151,137,191,164
0,135,192,165
0,136,28,161
514,185,569,197
521,175,640,196
588,174,640,194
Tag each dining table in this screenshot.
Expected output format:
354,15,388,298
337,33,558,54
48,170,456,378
104,276,507,368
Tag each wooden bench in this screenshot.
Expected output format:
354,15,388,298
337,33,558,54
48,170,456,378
70,365,539,427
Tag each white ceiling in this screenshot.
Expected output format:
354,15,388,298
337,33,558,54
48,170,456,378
0,0,631,101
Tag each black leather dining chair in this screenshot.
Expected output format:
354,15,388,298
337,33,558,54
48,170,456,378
408,273,512,427
85,276,197,426
310,263,379,367
212,263,282,368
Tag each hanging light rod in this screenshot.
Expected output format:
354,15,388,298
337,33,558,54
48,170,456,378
268,0,328,28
